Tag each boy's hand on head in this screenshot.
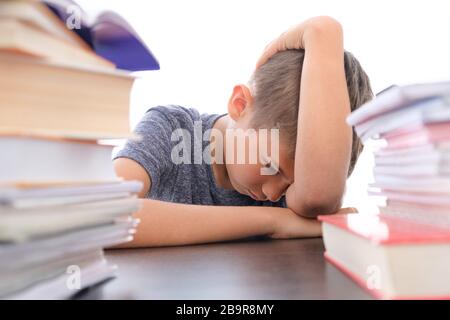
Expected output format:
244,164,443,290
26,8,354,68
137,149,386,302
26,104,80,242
256,16,348,219
255,16,342,69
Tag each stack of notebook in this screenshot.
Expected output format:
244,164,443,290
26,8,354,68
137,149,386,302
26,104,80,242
0,0,158,299
320,82,450,299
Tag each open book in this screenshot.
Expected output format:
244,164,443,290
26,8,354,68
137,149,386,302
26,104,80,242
43,0,160,71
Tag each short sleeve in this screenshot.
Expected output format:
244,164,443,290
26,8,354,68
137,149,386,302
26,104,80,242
113,108,175,194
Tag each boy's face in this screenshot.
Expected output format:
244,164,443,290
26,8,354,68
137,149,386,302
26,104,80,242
225,85,295,202
225,138,295,202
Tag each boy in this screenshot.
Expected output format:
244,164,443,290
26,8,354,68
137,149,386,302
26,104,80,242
113,17,373,247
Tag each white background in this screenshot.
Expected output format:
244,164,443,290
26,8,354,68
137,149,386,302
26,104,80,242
79,0,450,212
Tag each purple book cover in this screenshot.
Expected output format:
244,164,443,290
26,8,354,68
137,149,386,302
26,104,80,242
43,0,160,71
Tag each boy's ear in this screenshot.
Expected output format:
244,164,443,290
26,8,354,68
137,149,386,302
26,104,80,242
227,84,254,121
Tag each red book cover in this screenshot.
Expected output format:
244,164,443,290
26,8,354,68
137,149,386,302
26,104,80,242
318,213,450,245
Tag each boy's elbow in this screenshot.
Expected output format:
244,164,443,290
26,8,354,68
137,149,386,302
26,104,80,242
288,191,343,219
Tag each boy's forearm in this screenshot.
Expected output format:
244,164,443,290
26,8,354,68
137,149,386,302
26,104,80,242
115,199,283,248
289,20,351,217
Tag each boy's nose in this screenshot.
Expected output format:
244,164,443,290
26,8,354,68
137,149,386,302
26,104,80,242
264,188,284,202
263,181,290,202
267,194,282,202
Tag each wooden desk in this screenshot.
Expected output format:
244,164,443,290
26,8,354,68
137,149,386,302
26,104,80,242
76,238,372,299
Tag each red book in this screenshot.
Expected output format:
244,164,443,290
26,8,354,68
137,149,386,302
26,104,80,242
319,213,450,299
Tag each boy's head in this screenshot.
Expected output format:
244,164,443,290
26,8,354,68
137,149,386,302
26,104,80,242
224,49,373,202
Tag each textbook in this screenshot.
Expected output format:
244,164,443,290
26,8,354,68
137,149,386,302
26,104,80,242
334,81,450,299
43,0,160,71
0,0,90,49
378,200,450,229
370,174,450,194
373,163,450,177
0,180,143,203
0,1,150,298
346,81,450,126
0,135,120,184
319,213,450,299
0,197,140,242
6,250,116,300
368,187,450,206
355,97,450,142
0,18,114,70
374,141,450,162
381,122,450,149
0,0,159,71
0,220,138,299
0,53,135,139
0,183,141,298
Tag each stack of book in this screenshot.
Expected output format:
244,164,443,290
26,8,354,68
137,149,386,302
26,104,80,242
0,0,158,299
320,82,450,299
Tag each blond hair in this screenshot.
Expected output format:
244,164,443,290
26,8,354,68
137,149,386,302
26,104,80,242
248,49,373,177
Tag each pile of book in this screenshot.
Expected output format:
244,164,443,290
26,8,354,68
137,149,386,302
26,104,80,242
0,0,158,299
320,82,450,299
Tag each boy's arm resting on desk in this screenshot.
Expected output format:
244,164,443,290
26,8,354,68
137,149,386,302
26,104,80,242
120,198,322,248
113,158,322,248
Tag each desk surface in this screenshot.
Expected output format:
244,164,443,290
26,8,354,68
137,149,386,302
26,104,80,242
77,238,372,299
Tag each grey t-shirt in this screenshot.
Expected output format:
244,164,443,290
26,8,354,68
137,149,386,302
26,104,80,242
114,105,286,208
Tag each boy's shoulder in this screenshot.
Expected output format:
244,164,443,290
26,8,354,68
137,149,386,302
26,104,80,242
144,105,223,132
146,105,201,123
